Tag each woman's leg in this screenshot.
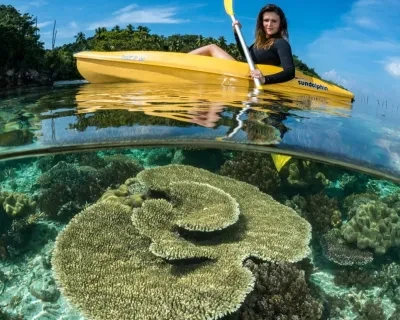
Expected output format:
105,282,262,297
188,44,236,60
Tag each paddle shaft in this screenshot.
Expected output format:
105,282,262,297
229,15,262,88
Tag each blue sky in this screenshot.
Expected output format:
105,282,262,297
5,0,400,103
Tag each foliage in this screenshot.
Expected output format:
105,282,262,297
0,5,45,87
1,4,345,89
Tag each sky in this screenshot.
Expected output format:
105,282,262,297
4,0,400,104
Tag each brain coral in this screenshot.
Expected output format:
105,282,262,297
52,164,312,320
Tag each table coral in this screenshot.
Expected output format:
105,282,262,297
52,164,312,320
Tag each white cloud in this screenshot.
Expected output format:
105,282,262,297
69,21,78,29
354,17,377,29
322,69,350,87
29,0,47,7
37,20,53,28
87,4,189,30
306,0,400,101
385,58,400,77
114,4,139,15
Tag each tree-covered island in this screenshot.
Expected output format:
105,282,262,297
0,4,343,89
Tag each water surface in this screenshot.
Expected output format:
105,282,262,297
0,82,400,320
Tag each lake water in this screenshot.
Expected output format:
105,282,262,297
0,82,399,320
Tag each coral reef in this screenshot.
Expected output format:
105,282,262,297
51,164,312,320
342,193,380,220
285,192,341,236
0,191,36,218
170,148,229,172
341,200,400,255
236,259,323,320
35,155,144,220
0,191,40,258
97,154,144,188
358,299,386,320
35,161,104,220
98,182,144,210
321,229,374,266
218,151,281,198
378,262,400,305
333,267,380,290
281,159,330,192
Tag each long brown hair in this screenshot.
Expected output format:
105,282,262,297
254,4,289,49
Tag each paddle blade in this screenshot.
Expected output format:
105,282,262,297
224,0,234,15
271,154,292,172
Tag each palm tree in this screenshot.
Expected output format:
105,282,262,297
137,26,150,34
94,27,107,39
74,32,87,50
217,36,227,49
196,35,204,47
112,25,120,32
126,24,134,33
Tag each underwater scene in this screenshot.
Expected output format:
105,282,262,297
1,83,400,320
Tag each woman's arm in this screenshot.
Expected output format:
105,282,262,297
262,39,296,84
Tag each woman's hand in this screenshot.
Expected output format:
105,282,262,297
250,69,265,84
232,20,242,32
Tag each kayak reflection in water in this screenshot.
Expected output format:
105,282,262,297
188,4,296,85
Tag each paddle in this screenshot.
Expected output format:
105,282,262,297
223,0,263,89
223,0,292,172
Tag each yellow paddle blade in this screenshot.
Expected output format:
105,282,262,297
271,154,292,172
224,0,234,15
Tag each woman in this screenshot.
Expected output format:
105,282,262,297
188,4,296,85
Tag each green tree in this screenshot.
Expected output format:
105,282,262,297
0,4,347,90
0,5,44,86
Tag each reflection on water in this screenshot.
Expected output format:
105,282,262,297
1,82,399,183
0,147,399,320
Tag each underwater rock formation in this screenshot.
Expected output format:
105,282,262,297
52,164,312,320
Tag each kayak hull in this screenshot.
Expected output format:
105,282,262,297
74,51,355,101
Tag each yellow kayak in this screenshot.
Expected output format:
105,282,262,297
74,51,355,102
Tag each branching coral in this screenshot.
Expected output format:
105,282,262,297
358,299,386,320
218,151,281,198
36,155,144,219
52,164,312,320
333,267,380,290
237,259,323,320
98,154,144,188
36,161,103,219
285,192,341,237
378,262,400,305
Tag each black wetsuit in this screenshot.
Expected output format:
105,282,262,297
234,33,296,84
